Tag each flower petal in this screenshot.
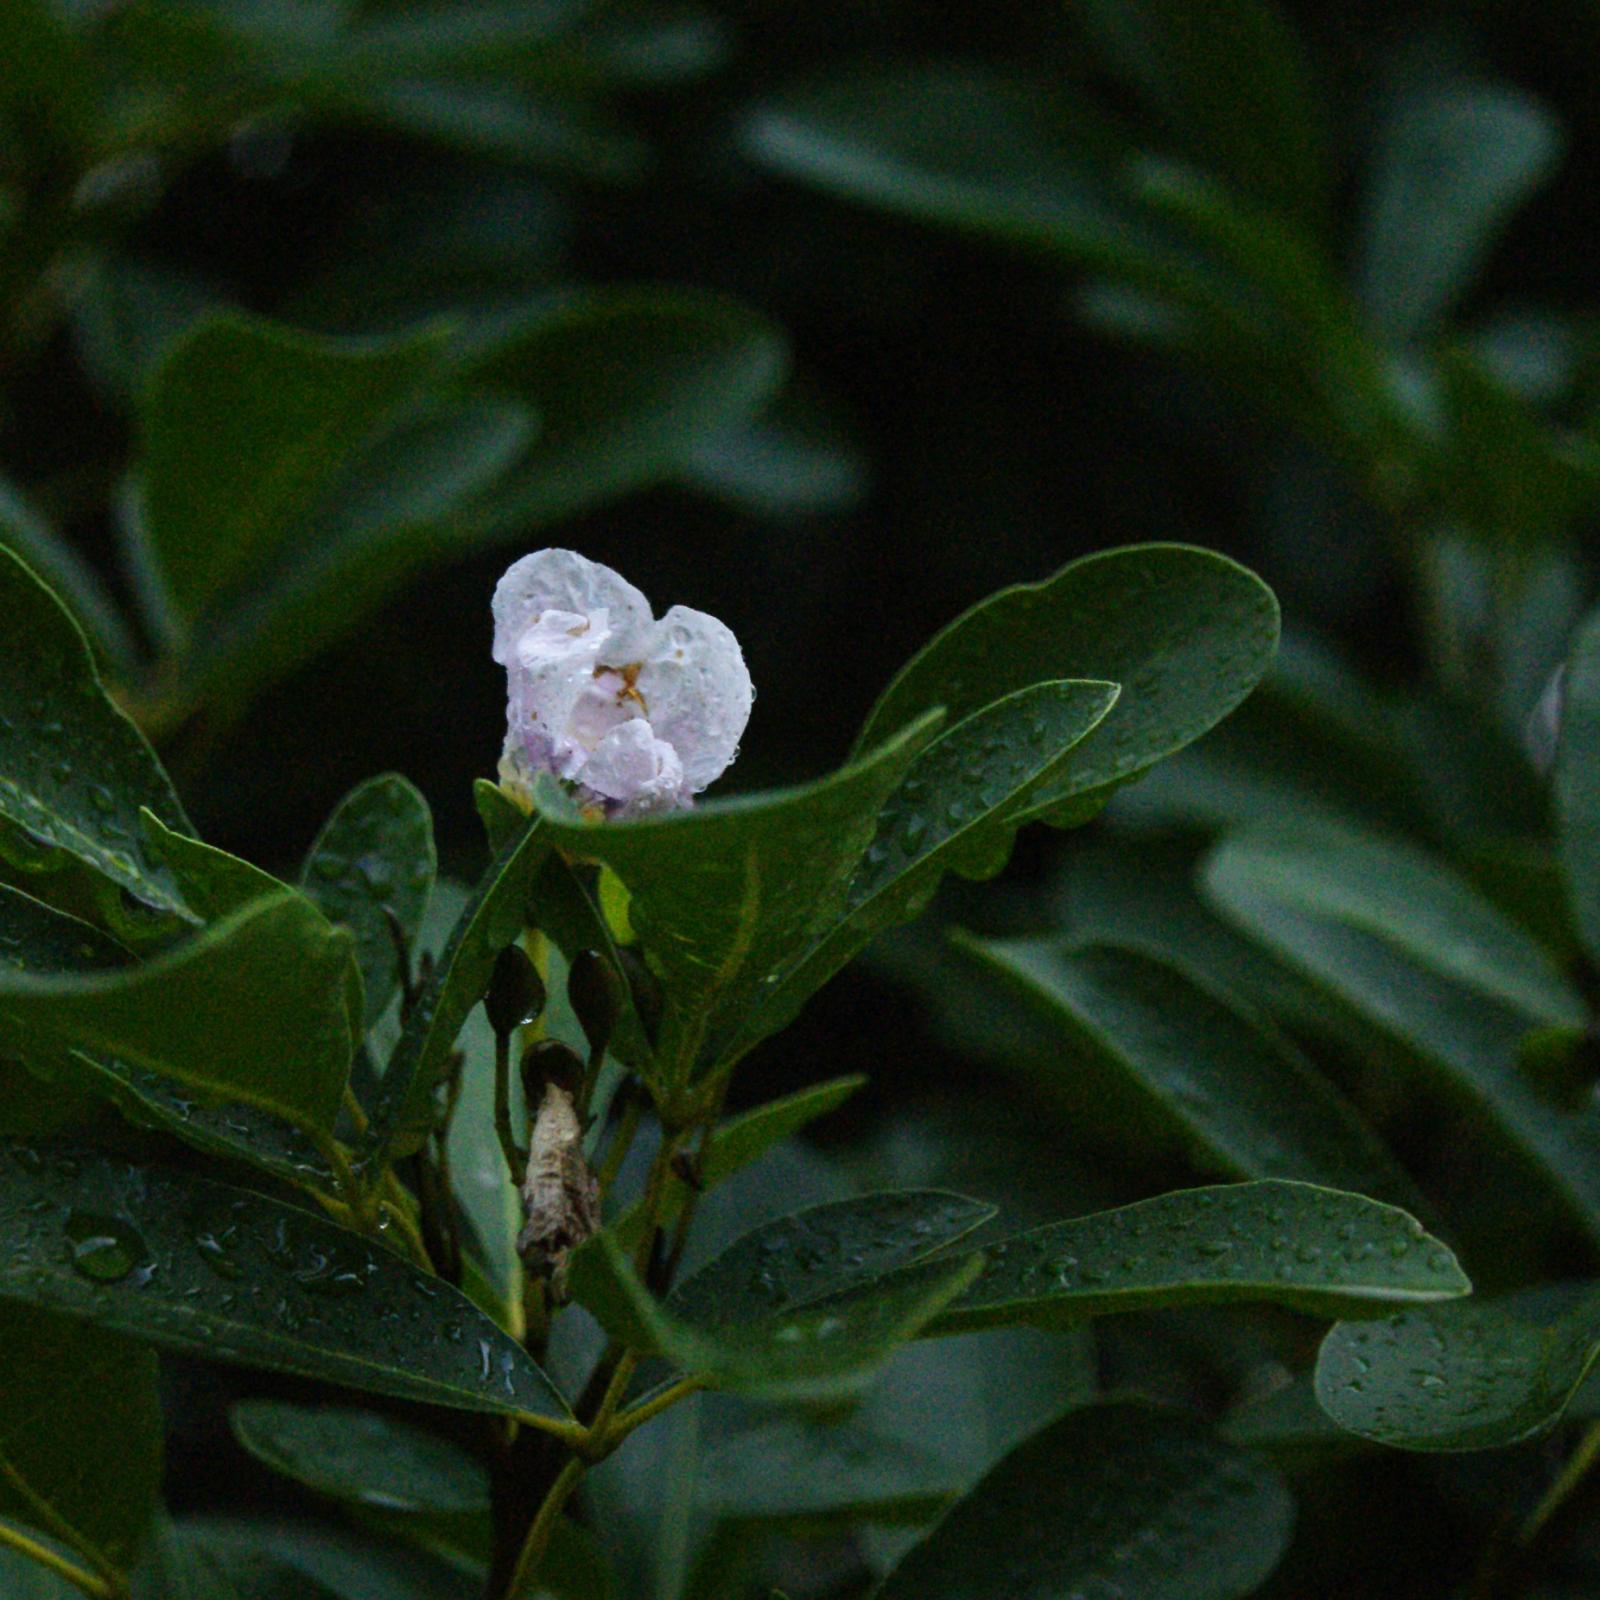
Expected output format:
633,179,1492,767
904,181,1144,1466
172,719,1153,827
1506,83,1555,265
582,720,686,813
491,548,653,666
635,605,753,793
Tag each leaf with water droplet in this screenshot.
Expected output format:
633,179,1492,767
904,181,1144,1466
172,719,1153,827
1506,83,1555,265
874,1401,1293,1600
954,937,1419,1203
0,1302,162,1577
301,774,436,1035
1315,1282,1600,1452
930,1181,1468,1334
570,1191,991,1400
0,546,195,929
0,1140,569,1420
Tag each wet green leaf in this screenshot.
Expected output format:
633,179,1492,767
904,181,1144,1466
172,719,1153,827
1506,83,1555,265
301,774,436,1033
932,1181,1469,1334
231,1402,488,1514
875,1402,1293,1600
856,545,1279,828
955,939,1414,1200
0,1304,161,1576
0,1141,568,1419
1558,603,1600,970
533,711,941,1085
571,1191,991,1399
0,545,193,924
1316,1285,1600,1451
0,891,357,1133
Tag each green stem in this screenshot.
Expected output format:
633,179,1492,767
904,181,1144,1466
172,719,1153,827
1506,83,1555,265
0,1522,113,1599
501,1457,584,1600
493,1031,524,1182
1520,1418,1600,1549
609,1375,707,1446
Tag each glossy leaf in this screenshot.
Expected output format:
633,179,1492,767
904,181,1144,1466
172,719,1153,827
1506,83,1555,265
140,812,291,921
462,288,789,531
231,1402,487,1514
1557,603,1600,969
1206,834,1600,1247
0,891,357,1133
856,544,1279,826
728,681,1119,1061
366,813,549,1161
1316,1285,1600,1452
532,711,941,1083
1073,0,1329,228
932,1181,1469,1334
956,939,1414,1200
0,1141,568,1419
0,1304,161,1576
139,314,446,627
875,1402,1293,1600
301,774,436,1032
0,545,193,922
571,1192,991,1399
1358,80,1561,340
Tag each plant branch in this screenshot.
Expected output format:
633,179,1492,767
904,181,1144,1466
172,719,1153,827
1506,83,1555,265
0,1522,114,1599
501,1456,584,1600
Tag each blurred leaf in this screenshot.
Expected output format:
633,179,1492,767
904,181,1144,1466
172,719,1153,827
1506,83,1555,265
1316,1285,1600,1451
301,774,436,1034
366,813,549,1161
68,256,223,405
571,1191,990,1399
230,1402,487,1513
0,1141,568,1419
133,1519,348,1600
0,0,97,152
953,939,1413,1200
0,889,357,1132
532,711,940,1086
732,680,1118,1061
1072,0,1330,229
0,1304,161,1576
932,1181,1469,1334
1358,80,1561,341
1558,603,1600,969
0,475,135,672
463,288,789,530
856,545,1280,828
875,1402,1293,1600
0,545,193,925
139,314,447,630
1206,831,1600,1249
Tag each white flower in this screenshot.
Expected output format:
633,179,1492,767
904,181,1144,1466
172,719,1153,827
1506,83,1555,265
492,548,753,817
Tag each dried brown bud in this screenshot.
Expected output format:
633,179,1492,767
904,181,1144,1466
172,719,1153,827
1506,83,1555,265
516,1081,601,1293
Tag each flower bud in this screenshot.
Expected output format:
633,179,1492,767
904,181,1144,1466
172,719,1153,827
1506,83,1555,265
484,944,545,1039
520,1038,584,1105
617,947,663,1046
568,948,624,1057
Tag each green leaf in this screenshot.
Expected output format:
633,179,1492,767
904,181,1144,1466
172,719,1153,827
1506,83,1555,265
1072,0,1329,229
366,813,550,1161
875,1402,1293,1600
0,1141,568,1420
1558,604,1600,970
301,774,436,1033
0,1304,161,1576
0,891,357,1133
230,1402,488,1514
462,288,789,531
133,1520,348,1600
0,545,193,923
742,66,1141,261
570,1191,991,1399
1316,1285,1600,1452
0,474,135,672
532,710,941,1085
954,939,1414,1200
138,314,448,629
1358,79,1561,341
139,811,292,921
1205,832,1600,1247
727,680,1119,1061
856,545,1279,825
931,1181,1469,1335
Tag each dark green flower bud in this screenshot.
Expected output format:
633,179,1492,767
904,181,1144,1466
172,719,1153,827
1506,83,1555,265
568,948,624,1057
521,1038,584,1104
485,944,546,1039
616,947,663,1046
